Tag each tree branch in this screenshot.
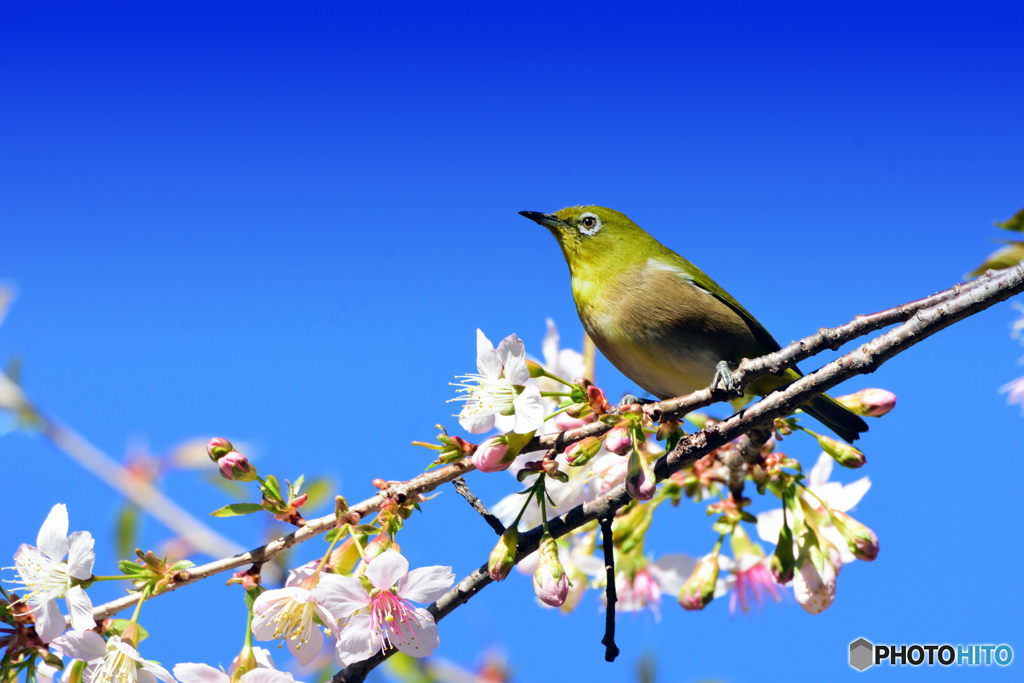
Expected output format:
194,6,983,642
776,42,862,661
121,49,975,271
334,259,1024,680
599,516,619,662
451,477,505,535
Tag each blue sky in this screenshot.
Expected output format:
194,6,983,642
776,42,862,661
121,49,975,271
2,2,1023,681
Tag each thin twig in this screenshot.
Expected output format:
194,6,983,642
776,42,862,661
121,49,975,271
599,516,619,663
451,477,505,535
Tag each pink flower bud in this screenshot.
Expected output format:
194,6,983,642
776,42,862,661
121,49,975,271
604,426,632,455
625,449,656,501
814,433,867,469
533,533,569,607
554,411,596,431
829,510,879,562
837,388,897,417
218,451,258,482
678,546,720,611
472,439,512,473
207,437,234,462
488,527,519,582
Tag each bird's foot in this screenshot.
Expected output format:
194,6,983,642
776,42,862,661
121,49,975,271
619,394,656,407
711,360,743,397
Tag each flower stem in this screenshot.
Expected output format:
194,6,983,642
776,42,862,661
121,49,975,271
314,529,344,575
130,584,152,624
86,575,134,582
539,391,571,398
538,368,576,388
538,475,550,534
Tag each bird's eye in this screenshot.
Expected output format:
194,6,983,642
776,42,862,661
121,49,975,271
577,212,602,235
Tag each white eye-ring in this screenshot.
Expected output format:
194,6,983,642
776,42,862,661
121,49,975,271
578,212,602,236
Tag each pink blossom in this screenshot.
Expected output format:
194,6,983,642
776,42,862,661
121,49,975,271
603,427,632,455
471,439,511,473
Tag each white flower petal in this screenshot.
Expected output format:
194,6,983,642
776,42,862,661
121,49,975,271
66,585,96,631
396,565,455,604
113,638,146,663
242,671,295,683
65,531,96,580
512,386,544,434
365,550,409,589
649,554,699,595
51,629,107,662
458,406,495,435
713,577,731,599
285,560,319,589
173,664,228,683
252,647,275,670
34,598,65,643
312,574,370,620
755,508,785,544
828,477,872,512
37,504,70,561
388,608,439,659
807,453,833,489
285,619,323,667
141,660,177,683
556,349,586,383
334,613,375,666
475,330,501,379
499,335,529,385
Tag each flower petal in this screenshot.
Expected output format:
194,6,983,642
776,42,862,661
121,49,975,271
649,554,699,595
475,329,501,379
829,477,872,512
334,613,375,666
66,585,96,631
364,549,409,590
66,531,96,580
37,504,70,561
141,660,177,683
51,629,107,662
173,664,228,683
388,608,439,659
113,637,146,663
499,335,529,385
512,386,544,434
34,598,65,643
252,647,275,670
542,319,559,368
458,405,495,435
242,671,296,683
396,565,455,604
807,453,833,489
285,619,323,667
312,574,369,620
755,508,785,544
285,560,319,589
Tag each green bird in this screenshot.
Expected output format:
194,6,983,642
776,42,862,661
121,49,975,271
520,205,868,443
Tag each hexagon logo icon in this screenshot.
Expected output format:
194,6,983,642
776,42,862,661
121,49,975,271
850,638,874,671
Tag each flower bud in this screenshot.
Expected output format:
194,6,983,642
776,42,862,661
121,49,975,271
678,542,720,611
836,388,897,417
769,521,795,585
604,426,632,455
554,410,596,431
814,433,866,469
828,509,879,562
532,533,569,607
472,438,511,473
218,451,258,482
488,527,519,582
793,543,836,615
625,449,657,501
586,384,611,416
329,538,361,575
565,436,602,467
207,437,234,462
363,532,394,562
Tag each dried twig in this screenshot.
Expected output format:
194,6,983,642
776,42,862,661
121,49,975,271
451,477,505,535
599,516,620,662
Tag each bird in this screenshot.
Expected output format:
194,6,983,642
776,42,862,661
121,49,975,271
519,205,868,443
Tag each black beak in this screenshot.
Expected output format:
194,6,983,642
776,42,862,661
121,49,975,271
518,211,566,230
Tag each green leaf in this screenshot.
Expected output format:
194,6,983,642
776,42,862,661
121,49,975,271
114,505,140,562
301,477,333,510
324,528,341,543
262,475,281,500
210,503,265,517
292,474,305,496
994,206,1024,232
966,241,1024,278
711,519,735,535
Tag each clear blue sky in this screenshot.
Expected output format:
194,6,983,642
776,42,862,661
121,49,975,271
2,2,1022,681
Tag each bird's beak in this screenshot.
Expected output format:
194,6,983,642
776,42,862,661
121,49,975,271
518,211,566,231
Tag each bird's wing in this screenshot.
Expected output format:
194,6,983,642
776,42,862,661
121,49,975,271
657,254,783,354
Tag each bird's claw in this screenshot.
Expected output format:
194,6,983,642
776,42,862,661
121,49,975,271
711,360,742,396
619,394,656,407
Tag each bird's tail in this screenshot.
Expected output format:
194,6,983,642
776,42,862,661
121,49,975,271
801,394,869,443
